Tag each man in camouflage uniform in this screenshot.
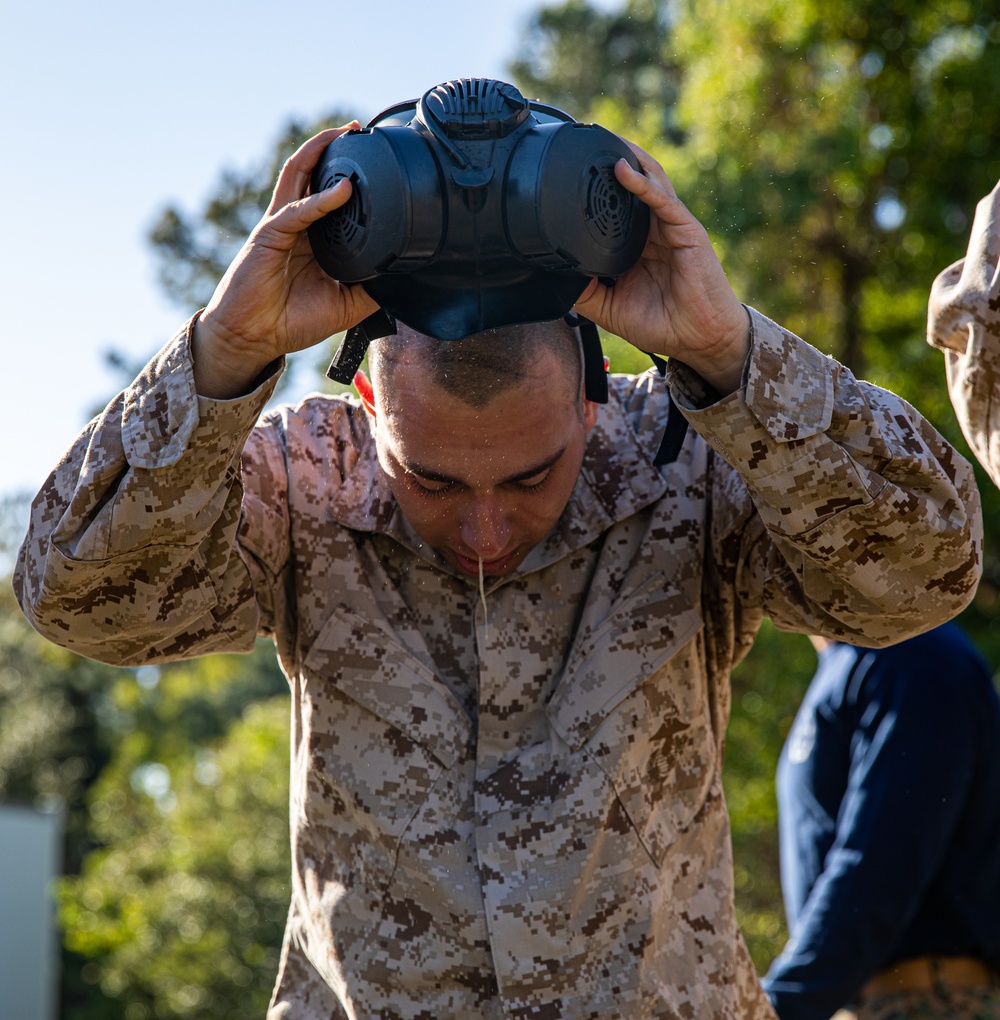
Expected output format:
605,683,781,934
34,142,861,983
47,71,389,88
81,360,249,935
911,183,1000,1020
15,126,983,1019
929,181,1000,490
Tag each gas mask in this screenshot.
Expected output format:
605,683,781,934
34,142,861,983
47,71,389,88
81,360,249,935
307,77,650,402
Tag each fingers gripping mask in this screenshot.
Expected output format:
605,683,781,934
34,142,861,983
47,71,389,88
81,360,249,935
307,78,649,387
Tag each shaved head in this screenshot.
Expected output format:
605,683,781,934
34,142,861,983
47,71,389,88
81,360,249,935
369,319,584,412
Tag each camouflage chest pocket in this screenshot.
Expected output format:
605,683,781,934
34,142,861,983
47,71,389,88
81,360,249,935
301,607,471,885
547,572,715,867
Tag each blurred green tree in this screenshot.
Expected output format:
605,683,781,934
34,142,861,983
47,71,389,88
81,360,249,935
4,495,289,1020
2,498,290,1018
148,114,355,316
665,0,1000,388
0,561,124,1018
510,0,683,139
57,645,289,1019
60,694,290,1020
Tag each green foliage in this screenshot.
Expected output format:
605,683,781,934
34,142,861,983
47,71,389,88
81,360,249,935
2,498,290,1019
601,332,661,375
725,621,817,970
0,578,117,872
510,0,683,138
148,113,358,317
52,646,290,1018
0,567,127,1017
665,0,1000,377
59,696,290,1019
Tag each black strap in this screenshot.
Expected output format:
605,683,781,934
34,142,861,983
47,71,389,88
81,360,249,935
563,321,687,464
326,309,398,383
652,399,689,466
643,350,688,466
564,312,608,404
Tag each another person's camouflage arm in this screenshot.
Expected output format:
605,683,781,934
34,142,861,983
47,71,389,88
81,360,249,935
928,181,1000,488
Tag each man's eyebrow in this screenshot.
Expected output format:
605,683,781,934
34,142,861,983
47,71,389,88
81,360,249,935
405,444,569,486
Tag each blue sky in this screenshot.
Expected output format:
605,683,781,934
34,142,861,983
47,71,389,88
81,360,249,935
1,0,617,500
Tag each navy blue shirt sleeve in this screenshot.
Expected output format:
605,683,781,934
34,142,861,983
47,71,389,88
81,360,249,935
762,628,988,1020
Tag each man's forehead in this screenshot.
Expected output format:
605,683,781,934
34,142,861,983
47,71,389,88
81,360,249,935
383,351,570,416
376,346,583,474
377,319,579,363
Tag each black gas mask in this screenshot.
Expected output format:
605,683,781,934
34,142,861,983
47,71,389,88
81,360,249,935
307,78,650,402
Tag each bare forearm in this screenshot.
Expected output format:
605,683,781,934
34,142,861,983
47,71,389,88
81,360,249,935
674,305,751,395
191,312,282,399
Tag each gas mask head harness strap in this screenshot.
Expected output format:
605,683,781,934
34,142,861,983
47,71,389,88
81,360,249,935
327,307,609,404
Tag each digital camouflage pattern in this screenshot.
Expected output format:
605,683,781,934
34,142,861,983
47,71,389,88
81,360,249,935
15,307,982,1019
922,188,1000,1020
928,182,1000,490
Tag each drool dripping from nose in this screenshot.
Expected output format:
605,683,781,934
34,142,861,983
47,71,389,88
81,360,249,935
478,557,489,640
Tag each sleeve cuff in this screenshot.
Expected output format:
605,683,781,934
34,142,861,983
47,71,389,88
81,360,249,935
667,307,838,447
121,314,283,470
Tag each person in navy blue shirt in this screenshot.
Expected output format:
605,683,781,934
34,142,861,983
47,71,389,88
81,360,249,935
761,622,1000,1020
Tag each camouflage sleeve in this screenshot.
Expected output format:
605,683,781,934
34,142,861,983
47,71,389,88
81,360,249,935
927,181,1000,489
667,307,982,645
12,319,285,666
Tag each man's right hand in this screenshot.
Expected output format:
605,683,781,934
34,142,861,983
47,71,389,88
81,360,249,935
191,125,380,398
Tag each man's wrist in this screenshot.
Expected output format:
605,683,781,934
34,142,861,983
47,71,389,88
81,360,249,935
191,314,278,399
683,306,752,396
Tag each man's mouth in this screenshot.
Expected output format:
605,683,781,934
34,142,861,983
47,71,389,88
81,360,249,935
453,550,518,576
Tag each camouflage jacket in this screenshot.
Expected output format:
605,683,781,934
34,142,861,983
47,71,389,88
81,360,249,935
15,308,981,1020
928,181,1000,490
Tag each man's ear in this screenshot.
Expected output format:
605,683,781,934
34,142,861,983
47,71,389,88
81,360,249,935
354,370,377,418
583,397,599,432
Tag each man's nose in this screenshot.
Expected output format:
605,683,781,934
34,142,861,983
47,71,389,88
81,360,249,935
460,498,512,560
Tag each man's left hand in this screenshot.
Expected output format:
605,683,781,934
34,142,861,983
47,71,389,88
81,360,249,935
573,141,750,395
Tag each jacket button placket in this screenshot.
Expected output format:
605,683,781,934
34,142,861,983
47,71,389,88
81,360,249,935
471,582,569,1011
